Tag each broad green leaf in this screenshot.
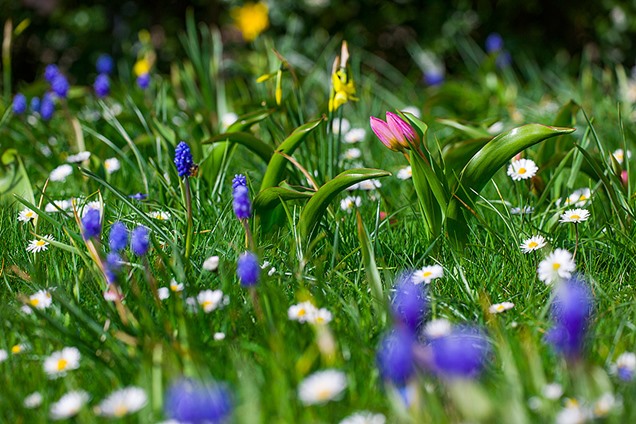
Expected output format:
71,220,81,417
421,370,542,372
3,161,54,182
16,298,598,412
253,186,313,212
410,151,445,239
261,118,324,191
203,132,273,164
299,168,391,241
0,152,35,207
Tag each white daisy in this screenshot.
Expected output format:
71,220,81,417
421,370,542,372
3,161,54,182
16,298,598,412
412,264,443,285
560,208,590,223
424,318,452,339
332,118,351,134
612,148,632,164
43,347,81,378
555,402,588,424
203,255,220,271
310,308,333,325
542,383,563,400
298,369,347,405
28,289,52,309
96,386,147,417
537,249,576,284
510,206,534,215
49,164,73,182
342,148,362,161
66,151,91,163
18,208,37,222
24,391,43,409
339,411,387,424
489,302,514,314
197,289,223,313
169,279,184,292
340,196,362,213
0,349,7,362
104,157,121,174
50,391,89,420
396,166,412,180
593,393,617,418
344,128,366,144
45,199,72,213
149,211,171,221
565,188,591,207
157,287,170,300
520,235,547,253
507,158,538,181
214,332,226,340
26,235,53,253
288,301,318,323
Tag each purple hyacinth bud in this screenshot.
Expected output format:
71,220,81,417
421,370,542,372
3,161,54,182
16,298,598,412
44,64,59,83
13,93,27,115
232,185,251,220
131,226,150,256
232,174,247,190
129,192,148,200
376,329,415,385
485,33,504,54
109,222,129,252
105,252,122,283
428,326,490,379
137,73,150,89
495,51,512,68
82,209,101,240
165,379,233,423
391,271,427,333
174,141,194,177
30,96,41,113
96,54,114,75
40,93,55,121
94,74,110,98
51,74,69,98
237,251,259,287
544,276,593,359
424,70,445,87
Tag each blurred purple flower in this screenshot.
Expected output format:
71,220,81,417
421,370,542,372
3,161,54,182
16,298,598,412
94,74,110,98
174,141,194,177
51,74,69,98
165,379,232,423
544,276,593,359
105,252,122,284
109,222,128,252
30,96,40,113
232,174,247,190
131,226,150,256
44,64,59,82
391,271,427,333
376,329,415,385
129,192,148,200
96,54,114,75
40,94,55,120
82,209,102,240
485,33,504,53
137,73,150,89
13,93,27,115
428,326,490,379
237,251,259,287
424,70,445,86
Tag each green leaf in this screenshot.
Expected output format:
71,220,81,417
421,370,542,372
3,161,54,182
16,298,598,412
436,118,491,139
355,211,386,318
410,151,446,239
260,118,324,191
202,132,273,164
0,152,35,207
227,108,276,132
253,186,313,212
299,168,391,241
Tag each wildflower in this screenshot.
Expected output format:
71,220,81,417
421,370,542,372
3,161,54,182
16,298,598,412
29,290,52,310
17,208,37,223
298,369,347,405
542,383,563,400
50,391,90,420
489,302,514,314
348,179,382,191
565,188,591,207
370,112,420,152
232,173,247,189
344,128,366,144
485,33,504,53
427,326,490,378
342,148,361,161
614,352,636,381
310,308,333,325
169,279,184,292
130,226,150,256
96,386,147,417
544,277,593,359
134,57,151,77
507,158,538,181
109,222,128,252
45,199,72,213
332,117,351,134
24,392,43,408
424,318,452,339
237,251,260,287
51,74,69,98
26,235,53,253
520,235,547,253
214,332,226,340
396,166,412,180
49,164,73,182
231,2,269,42
424,69,445,86
13,93,27,114
44,64,59,82
340,195,361,213
82,208,101,240
174,141,194,178
104,157,120,174
288,301,317,323
339,411,387,424
612,148,632,164
197,289,224,313
510,206,534,215
233,185,252,220
392,271,427,333
68,151,92,164
149,211,171,221
0,349,7,362
94,74,110,98
158,287,170,300
376,329,415,385
11,344,27,354
96,54,114,74
203,255,220,271
137,73,151,89
105,252,122,283
129,192,147,200
412,264,443,285
537,249,576,284
40,93,55,120
43,347,81,378
555,402,588,424
165,379,233,423
329,41,357,112
593,393,617,418
560,209,590,224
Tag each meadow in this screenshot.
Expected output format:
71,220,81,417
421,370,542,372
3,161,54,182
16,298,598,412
1,5,636,423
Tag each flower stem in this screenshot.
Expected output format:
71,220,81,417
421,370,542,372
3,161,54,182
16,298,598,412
184,177,193,262
573,223,579,260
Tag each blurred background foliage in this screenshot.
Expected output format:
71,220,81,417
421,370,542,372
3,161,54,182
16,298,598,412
3,0,636,88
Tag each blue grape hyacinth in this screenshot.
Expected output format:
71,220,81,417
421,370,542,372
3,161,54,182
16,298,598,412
109,222,128,252
96,54,114,74
174,141,194,177
40,93,55,120
377,329,415,385
165,379,232,423
237,251,259,287
391,271,427,333
94,74,110,98
82,209,101,240
13,94,27,114
131,226,150,256
428,326,490,379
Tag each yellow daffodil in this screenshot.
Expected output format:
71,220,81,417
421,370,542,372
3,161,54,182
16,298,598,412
231,2,269,42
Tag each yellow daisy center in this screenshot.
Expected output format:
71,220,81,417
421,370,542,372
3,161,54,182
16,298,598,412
35,240,46,247
570,214,580,220
518,167,527,174
30,298,40,306
315,316,325,324
552,263,561,270
11,345,22,354
528,241,538,248
201,300,213,310
25,211,34,218
56,358,68,371
423,271,432,277
496,305,505,311
316,388,332,401
114,405,128,417
298,308,306,317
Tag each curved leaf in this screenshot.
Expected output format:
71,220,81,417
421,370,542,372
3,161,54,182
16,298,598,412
253,186,313,212
260,118,325,191
227,108,275,132
299,168,391,241
202,132,273,164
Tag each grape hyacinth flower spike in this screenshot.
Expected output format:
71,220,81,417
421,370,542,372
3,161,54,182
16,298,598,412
131,226,150,256
82,209,101,240
174,141,195,260
165,379,232,423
